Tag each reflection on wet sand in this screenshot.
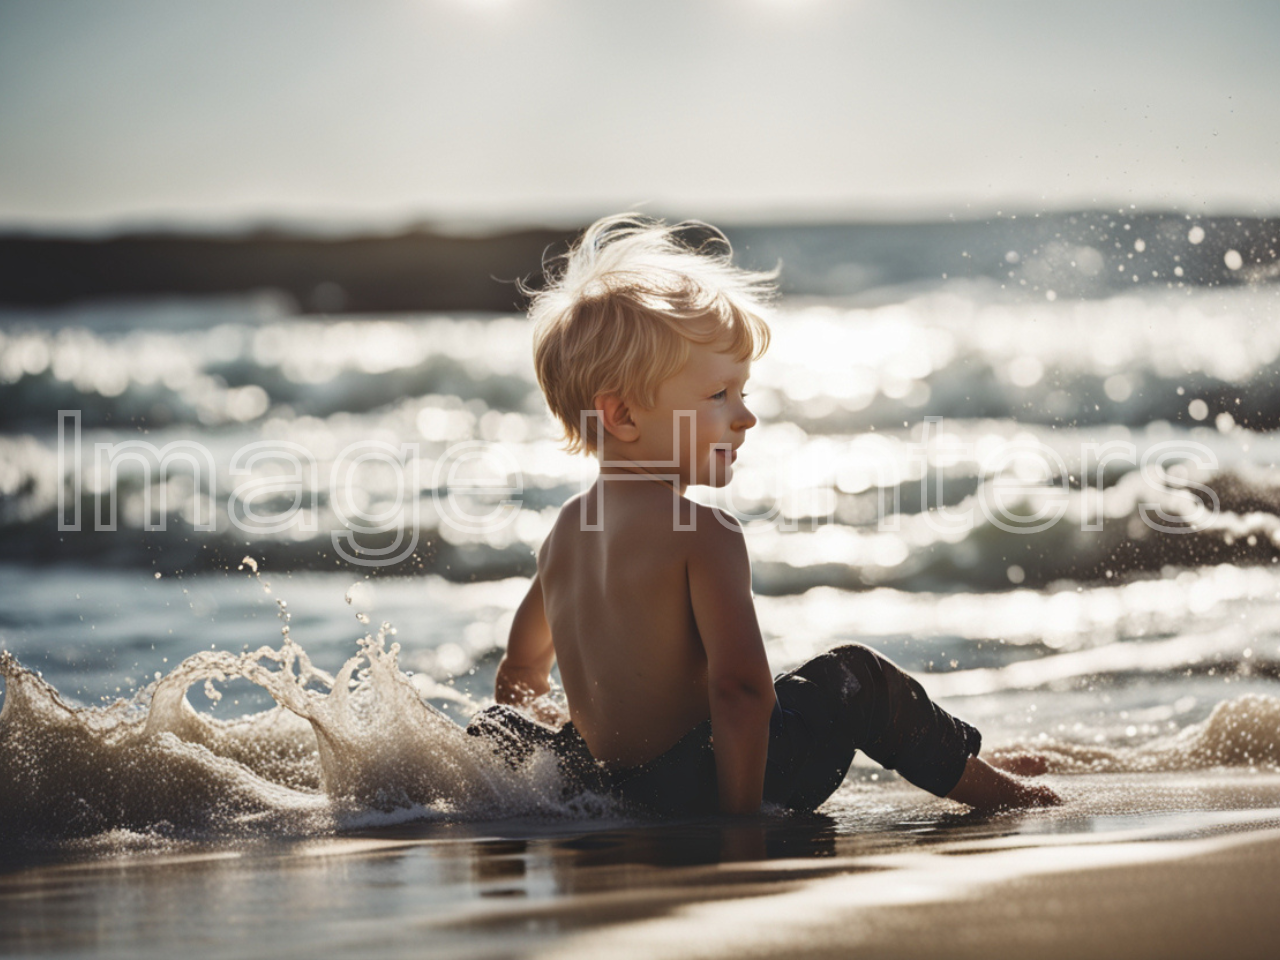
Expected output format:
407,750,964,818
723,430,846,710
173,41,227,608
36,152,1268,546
5,772,1279,958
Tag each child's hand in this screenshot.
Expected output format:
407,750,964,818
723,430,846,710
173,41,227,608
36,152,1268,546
494,660,548,707
527,695,569,728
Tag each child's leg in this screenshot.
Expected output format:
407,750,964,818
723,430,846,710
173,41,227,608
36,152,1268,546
765,643,983,810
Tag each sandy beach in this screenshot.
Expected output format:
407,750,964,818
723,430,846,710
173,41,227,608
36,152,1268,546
532,814,1280,960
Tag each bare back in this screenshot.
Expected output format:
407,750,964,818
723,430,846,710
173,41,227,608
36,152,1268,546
538,480,712,768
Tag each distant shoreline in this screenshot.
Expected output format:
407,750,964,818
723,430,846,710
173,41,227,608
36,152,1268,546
0,226,573,315
1,211,1277,313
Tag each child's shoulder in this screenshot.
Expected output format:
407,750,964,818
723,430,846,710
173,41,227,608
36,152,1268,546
542,487,743,556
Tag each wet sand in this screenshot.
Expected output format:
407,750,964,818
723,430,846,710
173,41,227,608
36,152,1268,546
537,818,1280,960
3,771,1279,959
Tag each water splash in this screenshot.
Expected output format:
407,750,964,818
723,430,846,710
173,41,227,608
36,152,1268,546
0,572,591,846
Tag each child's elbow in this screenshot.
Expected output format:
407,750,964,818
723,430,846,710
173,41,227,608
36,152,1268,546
710,674,776,717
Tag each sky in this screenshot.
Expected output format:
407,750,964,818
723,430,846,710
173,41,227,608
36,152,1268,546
1,0,1278,232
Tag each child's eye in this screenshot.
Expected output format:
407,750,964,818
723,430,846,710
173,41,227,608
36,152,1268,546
711,389,727,400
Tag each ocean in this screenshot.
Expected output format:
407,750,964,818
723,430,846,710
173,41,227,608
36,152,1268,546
2,217,1280,955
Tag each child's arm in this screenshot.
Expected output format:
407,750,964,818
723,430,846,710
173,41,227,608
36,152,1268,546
495,575,555,708
688,512,777,816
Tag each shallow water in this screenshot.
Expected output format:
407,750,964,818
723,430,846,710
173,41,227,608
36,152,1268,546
2,557,1280,850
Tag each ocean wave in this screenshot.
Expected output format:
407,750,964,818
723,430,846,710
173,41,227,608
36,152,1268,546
0,316,542,431
3,425,1280,594
992,694,1280,774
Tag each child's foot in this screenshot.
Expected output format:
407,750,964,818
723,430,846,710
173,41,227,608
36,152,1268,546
1015,781,1063,808
945,756,1063,811
985,750,1050,777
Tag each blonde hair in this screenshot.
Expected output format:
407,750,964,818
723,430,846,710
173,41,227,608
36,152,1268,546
527,213,776,455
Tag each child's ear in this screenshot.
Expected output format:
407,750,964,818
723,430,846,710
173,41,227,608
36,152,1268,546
594,393,641,443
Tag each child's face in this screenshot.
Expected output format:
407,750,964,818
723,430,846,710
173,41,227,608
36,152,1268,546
630,338,758,490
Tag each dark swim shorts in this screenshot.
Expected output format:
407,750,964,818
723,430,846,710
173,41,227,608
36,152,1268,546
467,643,982,817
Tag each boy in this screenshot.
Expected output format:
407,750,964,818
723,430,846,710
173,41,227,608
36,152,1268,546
478,214,1058,816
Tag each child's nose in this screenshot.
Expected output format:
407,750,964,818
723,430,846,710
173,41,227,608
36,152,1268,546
735,401,758,431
